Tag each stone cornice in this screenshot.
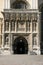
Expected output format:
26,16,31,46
1,9,40,21
3,9,39,13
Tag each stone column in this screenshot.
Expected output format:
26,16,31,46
4,0,10,9
32,0,38,9
2,34,4,48
15,21,17,32
31,16,33,51
4,0,8,9
25,20,26,32
8,0,10,9
10,34,13,54
2,17,4,48
9,21,10,46
38,12,41,47
0,18,2,47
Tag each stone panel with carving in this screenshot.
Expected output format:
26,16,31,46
4,13,10,20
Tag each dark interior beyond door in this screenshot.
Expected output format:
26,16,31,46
12,36,28,54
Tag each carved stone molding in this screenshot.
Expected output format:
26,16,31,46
32,14,37,21
4,13,10,20
4,11,38,22
10,13,16,20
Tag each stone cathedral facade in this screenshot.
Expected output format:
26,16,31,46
0,0,43,55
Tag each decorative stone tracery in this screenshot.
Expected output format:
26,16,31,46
4,12,38,32
4,13,38,21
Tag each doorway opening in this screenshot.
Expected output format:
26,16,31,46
12,36,28,54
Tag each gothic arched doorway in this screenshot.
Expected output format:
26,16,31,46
12,36,28,54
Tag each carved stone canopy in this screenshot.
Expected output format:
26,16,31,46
4,12,38,22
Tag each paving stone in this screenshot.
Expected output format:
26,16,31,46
0,55,43,65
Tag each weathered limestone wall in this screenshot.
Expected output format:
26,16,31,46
38,0,43,8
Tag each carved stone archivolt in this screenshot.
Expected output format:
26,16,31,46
11,0,28,9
